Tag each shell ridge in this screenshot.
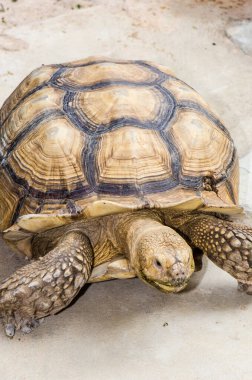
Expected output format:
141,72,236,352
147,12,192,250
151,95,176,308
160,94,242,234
61,58,130,69
50,79,157,92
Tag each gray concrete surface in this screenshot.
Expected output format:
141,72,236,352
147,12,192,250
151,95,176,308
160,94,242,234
0,1,252,379
226,19,252,55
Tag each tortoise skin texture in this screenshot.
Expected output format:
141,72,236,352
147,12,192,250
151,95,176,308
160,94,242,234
0,57,239,231
0,57,252,338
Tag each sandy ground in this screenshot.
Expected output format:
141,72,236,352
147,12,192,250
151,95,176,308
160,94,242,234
0,0,252,379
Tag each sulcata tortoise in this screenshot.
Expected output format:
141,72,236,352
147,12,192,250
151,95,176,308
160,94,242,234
0,57,251,337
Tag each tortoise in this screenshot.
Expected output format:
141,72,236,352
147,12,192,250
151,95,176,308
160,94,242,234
0,56,252,338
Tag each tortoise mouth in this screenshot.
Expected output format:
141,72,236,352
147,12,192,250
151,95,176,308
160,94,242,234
153,280,189,293
139,270,189,293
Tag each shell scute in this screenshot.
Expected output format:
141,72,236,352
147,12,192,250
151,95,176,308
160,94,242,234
0,87,65,156
0,65,58,126
168,109,234,178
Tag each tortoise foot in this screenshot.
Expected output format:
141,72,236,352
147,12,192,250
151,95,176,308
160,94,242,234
0,270,48,338
2,314,44,337
180,215,252,291
4,319,15,338
19,317,44,335
0,230,93,337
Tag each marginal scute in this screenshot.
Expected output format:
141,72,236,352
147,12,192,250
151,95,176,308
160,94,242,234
0,169,21,230
18,196,68,217
201,189,242,213
218,154,240,205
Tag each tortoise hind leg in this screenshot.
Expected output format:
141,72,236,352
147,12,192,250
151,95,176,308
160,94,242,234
179,214,252,293
0,229,93,337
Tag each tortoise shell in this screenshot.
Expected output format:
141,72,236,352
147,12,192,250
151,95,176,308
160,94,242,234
0,57,241,234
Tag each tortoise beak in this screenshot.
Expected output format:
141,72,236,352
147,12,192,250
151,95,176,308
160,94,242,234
139,269,190,293
153,280,189,293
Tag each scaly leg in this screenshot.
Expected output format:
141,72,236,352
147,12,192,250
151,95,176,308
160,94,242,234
0,229,93,337
179,214,252,293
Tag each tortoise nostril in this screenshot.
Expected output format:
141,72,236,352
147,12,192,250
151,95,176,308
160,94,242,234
155,259,162,269
175,271,185,277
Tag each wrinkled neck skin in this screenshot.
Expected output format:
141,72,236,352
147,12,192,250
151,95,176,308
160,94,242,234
115,210,195,293
116,210,163,260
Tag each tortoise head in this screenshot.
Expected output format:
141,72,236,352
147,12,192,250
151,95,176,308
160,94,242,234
131,225,195,292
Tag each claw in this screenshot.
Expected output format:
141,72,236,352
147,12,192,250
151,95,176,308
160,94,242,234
237,282,252,295
246,286,252,295
31,319,41,329
238,282,247,292
21,324,32,334
5,323,15,338
20,318,44,334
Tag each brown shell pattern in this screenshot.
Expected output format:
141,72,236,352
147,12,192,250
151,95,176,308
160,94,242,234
0,57,240,231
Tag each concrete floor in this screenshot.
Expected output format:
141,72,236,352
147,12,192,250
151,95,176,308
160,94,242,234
0,1,252,379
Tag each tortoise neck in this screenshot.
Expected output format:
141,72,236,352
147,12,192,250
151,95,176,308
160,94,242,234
114,210,164,260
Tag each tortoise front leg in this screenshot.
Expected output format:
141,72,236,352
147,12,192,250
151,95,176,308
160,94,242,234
0,229,93,337
180,215,252,293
